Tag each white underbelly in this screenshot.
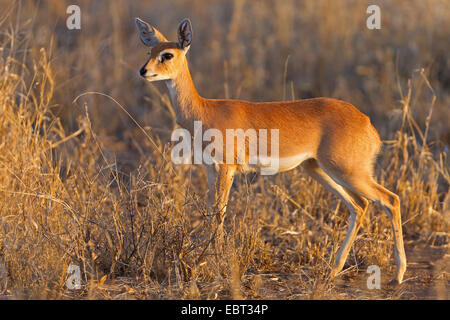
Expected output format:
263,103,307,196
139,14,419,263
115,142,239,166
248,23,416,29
277,153,313,171
244,152,313,174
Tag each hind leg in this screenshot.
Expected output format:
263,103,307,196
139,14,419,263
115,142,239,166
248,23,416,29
303,160,370,278
368,183,407,284
316,161,407,284
331,188,370,277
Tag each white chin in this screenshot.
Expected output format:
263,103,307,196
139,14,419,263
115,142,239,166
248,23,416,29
145,75,170,82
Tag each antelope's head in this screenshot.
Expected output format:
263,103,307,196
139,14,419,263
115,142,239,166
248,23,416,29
135,18,192,82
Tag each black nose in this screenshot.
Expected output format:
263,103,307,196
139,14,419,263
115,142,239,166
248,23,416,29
139,66,147,77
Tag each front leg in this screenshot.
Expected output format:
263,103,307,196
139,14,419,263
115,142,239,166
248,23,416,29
206,164,236,236
206,164,218,211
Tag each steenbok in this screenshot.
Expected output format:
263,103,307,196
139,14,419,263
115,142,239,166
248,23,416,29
135,18,407,284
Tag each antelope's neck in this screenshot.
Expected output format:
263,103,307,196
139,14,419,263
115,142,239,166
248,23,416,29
165,60,207,125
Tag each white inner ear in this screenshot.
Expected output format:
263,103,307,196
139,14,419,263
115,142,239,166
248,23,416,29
135,18,166,47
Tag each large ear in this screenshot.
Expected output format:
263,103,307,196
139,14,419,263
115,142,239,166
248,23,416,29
177,18,193,51
135,18,168,47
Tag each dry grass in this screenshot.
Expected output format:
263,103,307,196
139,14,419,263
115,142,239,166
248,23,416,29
0,0,448,299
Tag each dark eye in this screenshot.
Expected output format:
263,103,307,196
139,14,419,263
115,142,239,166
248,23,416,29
160,52,174,63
